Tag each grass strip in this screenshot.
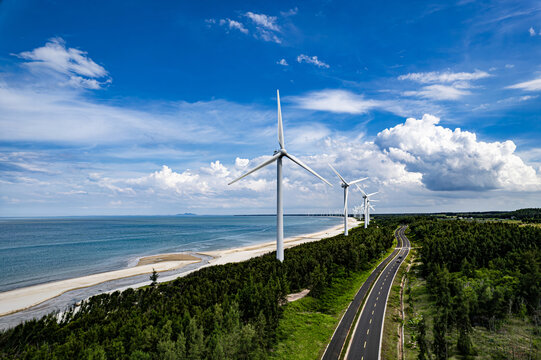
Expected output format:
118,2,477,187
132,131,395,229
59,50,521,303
271,229,398,360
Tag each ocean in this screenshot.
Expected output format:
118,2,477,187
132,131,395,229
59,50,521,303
0,215,341,293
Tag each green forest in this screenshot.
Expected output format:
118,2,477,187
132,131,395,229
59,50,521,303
0,224,394,359
442,208,541,223
407,219,541,359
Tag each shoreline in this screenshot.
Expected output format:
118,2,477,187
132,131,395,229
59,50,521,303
0,218,359,319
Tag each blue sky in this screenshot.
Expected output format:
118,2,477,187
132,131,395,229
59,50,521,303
0,0,540,216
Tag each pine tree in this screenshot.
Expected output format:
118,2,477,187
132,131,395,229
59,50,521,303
433,311,448,360
149,269,159,287
417,316,428,360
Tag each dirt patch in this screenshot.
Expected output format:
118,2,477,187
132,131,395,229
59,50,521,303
286,289,310,303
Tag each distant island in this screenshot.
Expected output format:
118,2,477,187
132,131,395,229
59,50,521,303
175,212,197,216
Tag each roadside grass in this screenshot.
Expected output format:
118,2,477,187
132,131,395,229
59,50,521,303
403,252,434,360
403,254,540,360
271,233,397,360
381,249,413,360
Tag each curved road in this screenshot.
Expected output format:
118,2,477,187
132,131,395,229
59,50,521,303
322,226,410,360
344,226,410,359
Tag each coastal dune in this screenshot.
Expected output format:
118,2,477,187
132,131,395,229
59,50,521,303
0,218,359,318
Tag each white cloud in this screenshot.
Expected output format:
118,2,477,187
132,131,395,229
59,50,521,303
403,84,471,100
235,158,250,168
505,64,515,69
219,19,249,34
375,114,541,191
3,113,540,215
398,70,490,83
257,29,281,43
15,37,111,89
507,77,541,91
127,165,210,195
280,7,298,17
0,77,273,145
519,95,538,101
289,89,379,114
277,58,288,66
297,54,330,68
398,69,490,101
244,12,280,31
529,26,536,36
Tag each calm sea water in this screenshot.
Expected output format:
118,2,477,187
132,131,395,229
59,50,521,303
0,215,341,292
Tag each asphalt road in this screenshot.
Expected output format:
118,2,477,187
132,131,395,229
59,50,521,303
321,226,408,360
344,226,410,360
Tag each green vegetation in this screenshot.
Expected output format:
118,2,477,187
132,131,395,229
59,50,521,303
150,268,159,287
272,240,396,359
404,219,541,359
0,224,394,359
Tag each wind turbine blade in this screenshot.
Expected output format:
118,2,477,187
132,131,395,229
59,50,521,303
228,153,280,185
367,192,379,197
369,205,375,210
348,177,368,186
328,163,347,185
355,184,367,197
369,199,379,202
286,153,332,186
277,90,284,149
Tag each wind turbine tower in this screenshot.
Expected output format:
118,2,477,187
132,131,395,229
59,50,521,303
328,164,367,236
356,184,378,228
228,90,332,262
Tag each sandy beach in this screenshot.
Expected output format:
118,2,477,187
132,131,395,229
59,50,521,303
202,217,360,266
0,217,359,318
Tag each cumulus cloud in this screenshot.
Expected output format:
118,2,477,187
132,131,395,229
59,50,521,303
102,114,540,200
123,165,209,195
507,77,541,91
296,54,330,68
290,89,380,114
375,114,540,191
15,37,111,89
398,70,491,83
235,158,250,168
3,112,540,215
529,26,536,36
277,58,288,66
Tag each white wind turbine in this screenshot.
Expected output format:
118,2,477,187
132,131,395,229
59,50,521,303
328,164,367,236
228,90,332,262
356,184,378,228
